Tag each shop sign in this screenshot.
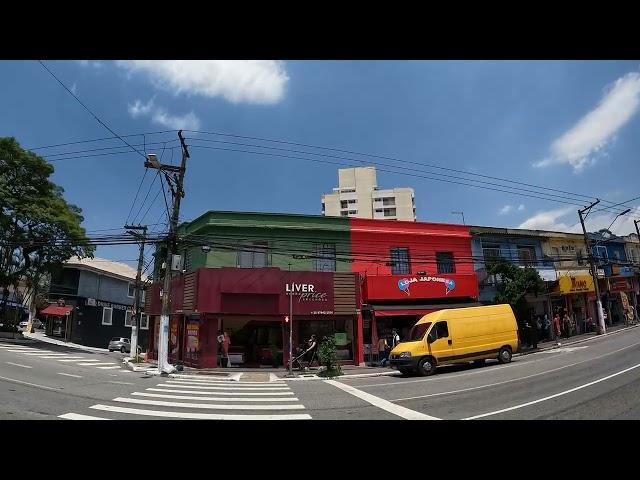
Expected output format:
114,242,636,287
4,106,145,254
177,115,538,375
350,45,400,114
559,275,594,294
610,278,631,292
397,276,456,296
618,266,634,277
96,300,128,311
285,283,329,303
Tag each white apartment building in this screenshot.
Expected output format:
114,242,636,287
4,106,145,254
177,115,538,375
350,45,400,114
321,167,416,221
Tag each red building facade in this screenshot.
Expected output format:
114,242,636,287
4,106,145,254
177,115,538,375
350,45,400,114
349,218,479,359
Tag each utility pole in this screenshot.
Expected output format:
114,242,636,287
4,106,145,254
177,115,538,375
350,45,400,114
288,263,294,376
146,130,190,373
124,224,147,361
578,200,606,335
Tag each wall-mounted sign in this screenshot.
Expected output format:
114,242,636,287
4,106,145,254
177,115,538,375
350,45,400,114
86,298,96,307
618,266,634,277
397,276,456,296
96,300,128,311
285,283,329,302
558,275,595,294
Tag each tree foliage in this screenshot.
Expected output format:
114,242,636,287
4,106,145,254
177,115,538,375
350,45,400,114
488,258,545,323
0,137,93,321
317,335,343,377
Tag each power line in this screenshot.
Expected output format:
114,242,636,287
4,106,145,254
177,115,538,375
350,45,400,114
125,168,149,226
27,130,179,151
37,60,147,160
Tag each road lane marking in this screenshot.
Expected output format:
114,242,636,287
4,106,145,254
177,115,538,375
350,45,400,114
57,358,89,362
0,375,58,390
161,382,289,391
57,373,82,378
59,413,110,420
108,381,134,385
132,392,300,402
41,356,85,359
21,353,69,356
325,379,439,420
113,397,305,410
147,388,294,396
464,362,640,420
360,339,640,389
96,366,122,370
90,404,312,420
6,362,32,368
77,362,115,366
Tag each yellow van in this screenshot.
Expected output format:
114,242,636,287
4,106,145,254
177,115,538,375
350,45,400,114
389,304,519,376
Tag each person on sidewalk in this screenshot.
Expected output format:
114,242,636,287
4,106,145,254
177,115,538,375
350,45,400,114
391,329,400,350
562,313,571,339
553,313,562,346
543,314,551,341
378,336,390,367
222,331,231,367
530,317,539,349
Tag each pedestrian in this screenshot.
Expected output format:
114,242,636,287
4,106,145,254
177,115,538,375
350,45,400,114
562,313,571,339
378,336,390,367
553,313,562,345
222,330,231,367
217,330,224,367
543,314,551,341
303,334,318,368
390,328,400,349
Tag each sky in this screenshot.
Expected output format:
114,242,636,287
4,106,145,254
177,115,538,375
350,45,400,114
1,60,639,269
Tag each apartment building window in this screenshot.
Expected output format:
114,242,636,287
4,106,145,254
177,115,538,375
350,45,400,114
237,242,268,268
314,243,336,272
382,197,395,206
390,247,410,275
140,314,149,330
383,208,397,217
436,252,455,274
517,246,537,267
341,189,355,193
127,282,135,298
348,210,357,215
340,211,348,217
375,209,383,213
102,307,113,326
482,245,502,267
347,199,357,204
125,310,133,327
340,200,348,209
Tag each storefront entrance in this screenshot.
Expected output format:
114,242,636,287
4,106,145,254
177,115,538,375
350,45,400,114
222,319,284,367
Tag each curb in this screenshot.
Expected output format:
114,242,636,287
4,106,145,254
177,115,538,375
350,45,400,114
514,324,640,357
279,370,402,382
122,358,154,372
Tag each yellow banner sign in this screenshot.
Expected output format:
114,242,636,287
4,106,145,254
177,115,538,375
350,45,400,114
559,275,594,294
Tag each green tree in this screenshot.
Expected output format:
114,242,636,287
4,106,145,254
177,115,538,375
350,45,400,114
317,335,343,377
0,137,93,323
488,258,545,326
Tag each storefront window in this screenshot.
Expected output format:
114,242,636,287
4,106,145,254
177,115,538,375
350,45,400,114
297,319,354,361
185,319,200,362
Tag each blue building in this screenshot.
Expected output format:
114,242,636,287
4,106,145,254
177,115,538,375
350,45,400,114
45,257,149,349
470,226,557,320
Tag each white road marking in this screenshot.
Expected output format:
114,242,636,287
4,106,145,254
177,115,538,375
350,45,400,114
361,339,640,389
96,366,122,370
113,397,305,410
21,353,69,357
57,373,82,378
162,382,289,390
464,362,640,420
168,378,285,385
132,392,300,402
41,356,85,359
77,362,115,366
8,350,53,354
57,358,89,362
6,362,32,368
1,347,38,351
325,379,439,420
538,347,590,354
90,404,312,420
0,375,58,390
147,387,294,396
108,381,134,385
59,413,109,420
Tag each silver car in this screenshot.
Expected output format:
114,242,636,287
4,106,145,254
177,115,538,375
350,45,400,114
108,337,131,353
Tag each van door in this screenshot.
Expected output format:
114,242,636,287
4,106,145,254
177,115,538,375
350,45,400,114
427,321,454,364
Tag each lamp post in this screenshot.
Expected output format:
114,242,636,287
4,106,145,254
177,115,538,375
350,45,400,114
287,263,294,377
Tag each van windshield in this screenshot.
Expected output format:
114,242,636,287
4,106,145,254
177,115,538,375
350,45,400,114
409,322,432,341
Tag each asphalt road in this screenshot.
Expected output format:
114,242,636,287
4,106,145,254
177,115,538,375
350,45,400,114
2,327,640,420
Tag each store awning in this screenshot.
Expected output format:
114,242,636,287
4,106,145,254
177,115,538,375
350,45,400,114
40,305,73,316
370,302,482,317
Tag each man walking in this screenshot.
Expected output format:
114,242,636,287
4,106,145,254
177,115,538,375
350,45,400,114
378,336,390,367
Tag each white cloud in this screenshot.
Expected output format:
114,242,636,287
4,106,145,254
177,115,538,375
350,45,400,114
499,204,525,215
70,83,77,95
517,206,640,236
116,60,289,105
127,99,201,130
535,72,640,172
499,205,514,215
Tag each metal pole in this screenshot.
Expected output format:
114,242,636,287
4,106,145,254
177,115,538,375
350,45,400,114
125,225,147,361
158,131,189,373
578,205,605,335
288,264,293,376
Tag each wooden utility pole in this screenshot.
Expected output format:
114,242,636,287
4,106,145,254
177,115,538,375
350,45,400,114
124,224,147,360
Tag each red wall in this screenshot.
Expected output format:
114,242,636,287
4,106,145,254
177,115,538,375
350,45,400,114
349,218,478,301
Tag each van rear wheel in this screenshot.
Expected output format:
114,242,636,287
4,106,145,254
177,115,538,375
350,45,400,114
417,357,436,376
498,347,512,364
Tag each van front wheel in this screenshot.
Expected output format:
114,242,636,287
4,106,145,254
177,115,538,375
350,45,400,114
417,357,436,376
498,347,512,364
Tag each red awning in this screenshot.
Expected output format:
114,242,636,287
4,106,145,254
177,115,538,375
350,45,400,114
374,309,436,317
371,301,483,318
40,305,73,316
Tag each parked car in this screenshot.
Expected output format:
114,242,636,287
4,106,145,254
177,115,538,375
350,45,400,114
18,320,30,331
108,337,131,353
32,319,43,329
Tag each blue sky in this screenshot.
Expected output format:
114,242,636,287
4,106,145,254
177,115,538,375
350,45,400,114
1,60,639,268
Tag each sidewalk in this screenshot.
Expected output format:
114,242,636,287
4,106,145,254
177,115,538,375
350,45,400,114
22,331,111,353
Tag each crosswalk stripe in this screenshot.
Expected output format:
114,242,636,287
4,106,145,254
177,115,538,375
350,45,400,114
8,350,53,354
59,413,110,420
41,356,85,359
77,362,115,366
90,404,312,420
162,382,289,390
58,358,88,362
21,353,69,357
132,392,300,402
167,378,285,385
147,388,294,396
113,397,305,410
96,366,122,370
1,346,36,350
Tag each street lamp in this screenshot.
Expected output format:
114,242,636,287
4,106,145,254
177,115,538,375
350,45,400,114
451,211,466,225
